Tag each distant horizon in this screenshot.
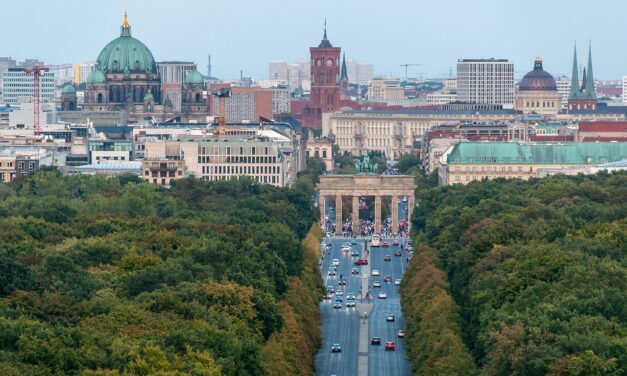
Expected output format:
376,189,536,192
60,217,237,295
2,0,627,81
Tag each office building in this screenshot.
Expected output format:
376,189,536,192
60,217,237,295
74,62,96,84
269,86,290,115
346,59,374,85
269,60,310,90
368,78,404,102
88,139,134,164
556,76,571,109
1,68,55,104
209,85,273,122
456,58,514,106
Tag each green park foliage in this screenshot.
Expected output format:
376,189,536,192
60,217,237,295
404,172,626,375
0,170,323,375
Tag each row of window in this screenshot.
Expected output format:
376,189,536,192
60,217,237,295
454,165,531,173
201,165,280,175
453,175,527,182
200,146,271,156
197,156,278,164
203,174,280,185
0,161,35,170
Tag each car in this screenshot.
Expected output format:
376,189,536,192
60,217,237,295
394,250,402,256
397,330,405,338
393,239,400,246
386,314,395,322
346,301,356,307
384,255,391,261
351,250,359,257
378,292,387,299
332,259,340,266
346,293,356,300
371,337,382,345
384,275,392,283
341,245,351,252
382,241,390,247
372,269,380,276
326,286,334,293
373,280,381,288
351,267,360,275
328,270,336,276
351,240,357,245
333,302,342,309
325,293,333,299
331,344,342,352
395,279,402,285
355,259,368,265
335,290,343,296
385,342,396,351
335,296,343,302
338,279,347,286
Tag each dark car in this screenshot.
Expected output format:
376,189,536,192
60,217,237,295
393,239,400,246
331,344,342,352
394,250,402,256
338,279,347,285
371,337,381,345
382,241,390,247
384,255,391,261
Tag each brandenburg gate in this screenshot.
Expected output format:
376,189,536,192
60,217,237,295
318,175,416,235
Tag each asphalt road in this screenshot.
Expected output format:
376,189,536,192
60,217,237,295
368,239,412,376
315,237,412,376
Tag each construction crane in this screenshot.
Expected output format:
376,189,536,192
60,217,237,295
400,63,421,82
23,66,49,136
211,88,231,139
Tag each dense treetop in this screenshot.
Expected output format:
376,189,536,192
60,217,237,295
0,170,322,375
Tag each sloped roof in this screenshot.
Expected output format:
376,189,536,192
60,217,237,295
579,121,627,132
447,141,627,165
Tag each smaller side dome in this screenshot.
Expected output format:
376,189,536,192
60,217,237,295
143,89,155,101
62,84,76,94
86,69,106,84
184,70,204,85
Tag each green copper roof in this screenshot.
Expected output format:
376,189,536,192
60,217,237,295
447,142,627,165
96,14,157,75
86,69,106,84
184,69,204,84
569,44,580,100
61,84,76,94
143,89,154,101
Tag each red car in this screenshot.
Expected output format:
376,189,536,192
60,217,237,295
392,239,400,246
354,259,368,265
385,342,396,351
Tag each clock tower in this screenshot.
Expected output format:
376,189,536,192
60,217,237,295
306,22,341,129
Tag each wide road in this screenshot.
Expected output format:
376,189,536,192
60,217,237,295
315,236,412,376
368,238,412,376
315,237,365,376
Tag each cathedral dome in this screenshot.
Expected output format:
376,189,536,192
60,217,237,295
184,69,204,85
61,84,76,94
95,12,157,75
519,57,557,91
86,69,106,84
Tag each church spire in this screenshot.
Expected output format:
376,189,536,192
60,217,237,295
340,53,348,80
120,10,131,37
569,43,580,99
585,40,596,99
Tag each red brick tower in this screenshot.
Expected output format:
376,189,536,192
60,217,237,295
305,22,341,129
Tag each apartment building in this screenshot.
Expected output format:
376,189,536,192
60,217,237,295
457,59,514,106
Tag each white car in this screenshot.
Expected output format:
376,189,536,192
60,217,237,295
373,280,381,288
371,269,380,276
378,292,387,299
346,301,356,307
332,259,340,266
395,279,402,285
335,290,343,296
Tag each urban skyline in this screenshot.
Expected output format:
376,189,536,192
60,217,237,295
2,0,627,80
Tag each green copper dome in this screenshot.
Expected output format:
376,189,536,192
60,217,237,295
184,69,204,84
61,84,76,94
86,69,106,84
143,89,155,101
95,13,157,75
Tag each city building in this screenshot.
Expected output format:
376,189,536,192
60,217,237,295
556,76,571,109
269,85,290,115
456,58,514,106
157,61,197,112
568,43,597,110
88,139,134,163
299,24,341,129
514,57,561,115
1,68,55,104
425,92,457,105
48,64,74,86
80,12,208,123
305,138,334,171
323,109,520,158
345,59,374,85
0,147,62,181
142,159,186,187
577,121,627,142
368,78,404,102
74,62,96,85
268,60,310,90
208,85,272,122
439,141,627,185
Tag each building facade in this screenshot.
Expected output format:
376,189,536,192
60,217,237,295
209,86,273,122
270,85,290,115
1,68,55,104
305,138,334,171
368,78,404,102
456,59,514,106
74,62,96,85
514,57,561,115
439,141,627,185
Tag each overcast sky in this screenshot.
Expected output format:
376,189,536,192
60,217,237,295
3,0,627,81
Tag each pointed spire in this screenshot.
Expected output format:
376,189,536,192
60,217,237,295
340,53,348,80
120,10,131,37
569,42,580,99
581,67,587,91
585,40,596,99
318,19,333,48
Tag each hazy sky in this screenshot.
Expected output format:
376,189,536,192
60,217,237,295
3,0,627,81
